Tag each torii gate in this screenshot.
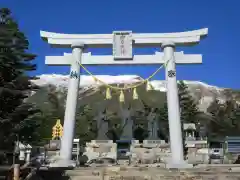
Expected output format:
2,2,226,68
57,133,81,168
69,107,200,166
40,29,208,168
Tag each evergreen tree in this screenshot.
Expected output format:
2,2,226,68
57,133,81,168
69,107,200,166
157,81,200,139
177,81,200,155
106,111,121,141
134,100,155,139
156,81,200,158
47,85,65,121
207,98,240,137
230,104,240,129
43,86,97,143
157,102,169,141
75,104,96,143
178,81,200,123
0,8,43,149
36,85,67,142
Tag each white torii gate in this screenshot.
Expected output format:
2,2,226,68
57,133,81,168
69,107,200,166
40,29,208,168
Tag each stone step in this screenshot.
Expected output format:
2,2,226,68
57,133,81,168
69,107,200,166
70,176,101,180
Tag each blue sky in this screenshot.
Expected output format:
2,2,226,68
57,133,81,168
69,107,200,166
2,0,240,89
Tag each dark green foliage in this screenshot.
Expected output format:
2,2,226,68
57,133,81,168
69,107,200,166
133,126,148,142
27,79,240,143
75,104,97,143
0,8,42,150
177,81,200,157
207,98,240,137
178,81,200,123
157,102,169,141
107,113,122,141
46,85,66,124
38,86,98,143
230,104,240,127
133,100,153,139
156,81,200,141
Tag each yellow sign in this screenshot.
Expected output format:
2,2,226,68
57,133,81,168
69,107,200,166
52,119,63,140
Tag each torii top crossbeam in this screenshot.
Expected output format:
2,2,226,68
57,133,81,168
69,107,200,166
40,28,208,48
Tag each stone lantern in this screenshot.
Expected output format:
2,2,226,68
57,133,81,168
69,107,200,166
183,123,196,141
18,142,26,161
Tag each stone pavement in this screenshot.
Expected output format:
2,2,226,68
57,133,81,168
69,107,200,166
66,166,240,180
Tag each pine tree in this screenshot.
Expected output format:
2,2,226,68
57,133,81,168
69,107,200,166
43,85,97,143
106,113,121,142
207,98,240,137
206,99,221,137
0,8,43,149
157,102,169,141
178,81,200,123
75,104,96,143
47,85,65,121
35,85,67,141
157,81,200,141
134,100,156,140
230,104,240,130
177,81,200,156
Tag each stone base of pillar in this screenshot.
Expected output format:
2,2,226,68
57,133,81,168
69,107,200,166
166,161,193,169
146,137,161,140
48,159,77,169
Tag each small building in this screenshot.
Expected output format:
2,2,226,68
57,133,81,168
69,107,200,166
183,123,208,160
183,123,197,141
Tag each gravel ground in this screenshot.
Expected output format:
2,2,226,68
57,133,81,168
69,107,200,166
66,166,240,180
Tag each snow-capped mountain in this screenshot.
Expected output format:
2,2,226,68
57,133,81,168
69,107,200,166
29,74,240,112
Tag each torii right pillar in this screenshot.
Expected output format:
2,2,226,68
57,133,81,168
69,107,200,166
162,42,186,168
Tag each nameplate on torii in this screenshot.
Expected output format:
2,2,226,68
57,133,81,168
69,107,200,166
45,51,202,66
112,31,133,60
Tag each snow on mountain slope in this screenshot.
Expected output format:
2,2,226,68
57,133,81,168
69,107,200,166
30,74,236,112
32,74,143,88
32,74,222,92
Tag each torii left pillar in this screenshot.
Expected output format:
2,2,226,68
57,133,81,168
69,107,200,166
60,42,85,161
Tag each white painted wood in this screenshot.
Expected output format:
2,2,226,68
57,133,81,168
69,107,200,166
40,28,208,48
45,52,202,65
59,42,84,161
163,42,185,167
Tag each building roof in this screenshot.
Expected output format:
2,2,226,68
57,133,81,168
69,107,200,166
183,123,196,130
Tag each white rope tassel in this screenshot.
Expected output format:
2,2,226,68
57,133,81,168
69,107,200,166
119,90,125,103
93,77,99,84
146,81,154,91
133,88,138,100
106,88,112,100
